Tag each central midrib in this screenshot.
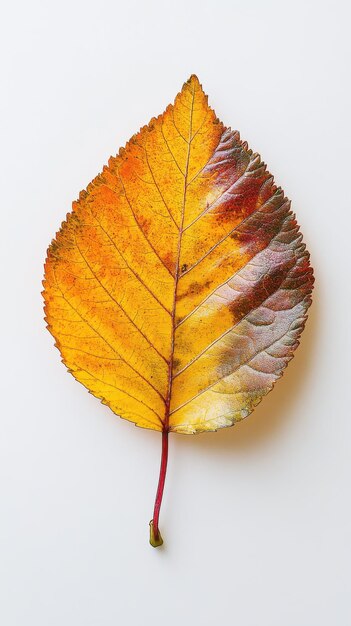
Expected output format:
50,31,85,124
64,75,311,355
163,84,195,430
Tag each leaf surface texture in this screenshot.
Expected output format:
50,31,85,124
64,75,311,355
43,76,314,434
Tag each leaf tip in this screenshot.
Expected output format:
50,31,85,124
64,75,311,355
185,74,203,92
187,73,200,83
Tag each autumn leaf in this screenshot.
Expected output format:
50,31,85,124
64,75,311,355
43,75,314,547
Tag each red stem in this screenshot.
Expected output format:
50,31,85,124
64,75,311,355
152,429,169,540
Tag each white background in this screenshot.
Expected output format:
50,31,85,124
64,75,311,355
1,1,350,624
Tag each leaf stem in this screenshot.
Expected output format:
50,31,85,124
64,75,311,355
149,429,169,547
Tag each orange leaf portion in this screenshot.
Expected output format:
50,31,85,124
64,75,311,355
43,75,314,434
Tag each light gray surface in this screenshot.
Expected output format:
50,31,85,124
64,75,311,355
1,1,350,624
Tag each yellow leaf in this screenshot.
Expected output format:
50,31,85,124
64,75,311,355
43,75,314,545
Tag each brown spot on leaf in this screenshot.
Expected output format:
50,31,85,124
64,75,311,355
177,280,212,301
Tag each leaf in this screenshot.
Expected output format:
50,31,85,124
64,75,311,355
43,75,314,546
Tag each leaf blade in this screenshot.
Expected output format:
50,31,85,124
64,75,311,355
43,75,314,434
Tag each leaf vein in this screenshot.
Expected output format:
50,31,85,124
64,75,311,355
52,268,166,402
74,237,168,365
